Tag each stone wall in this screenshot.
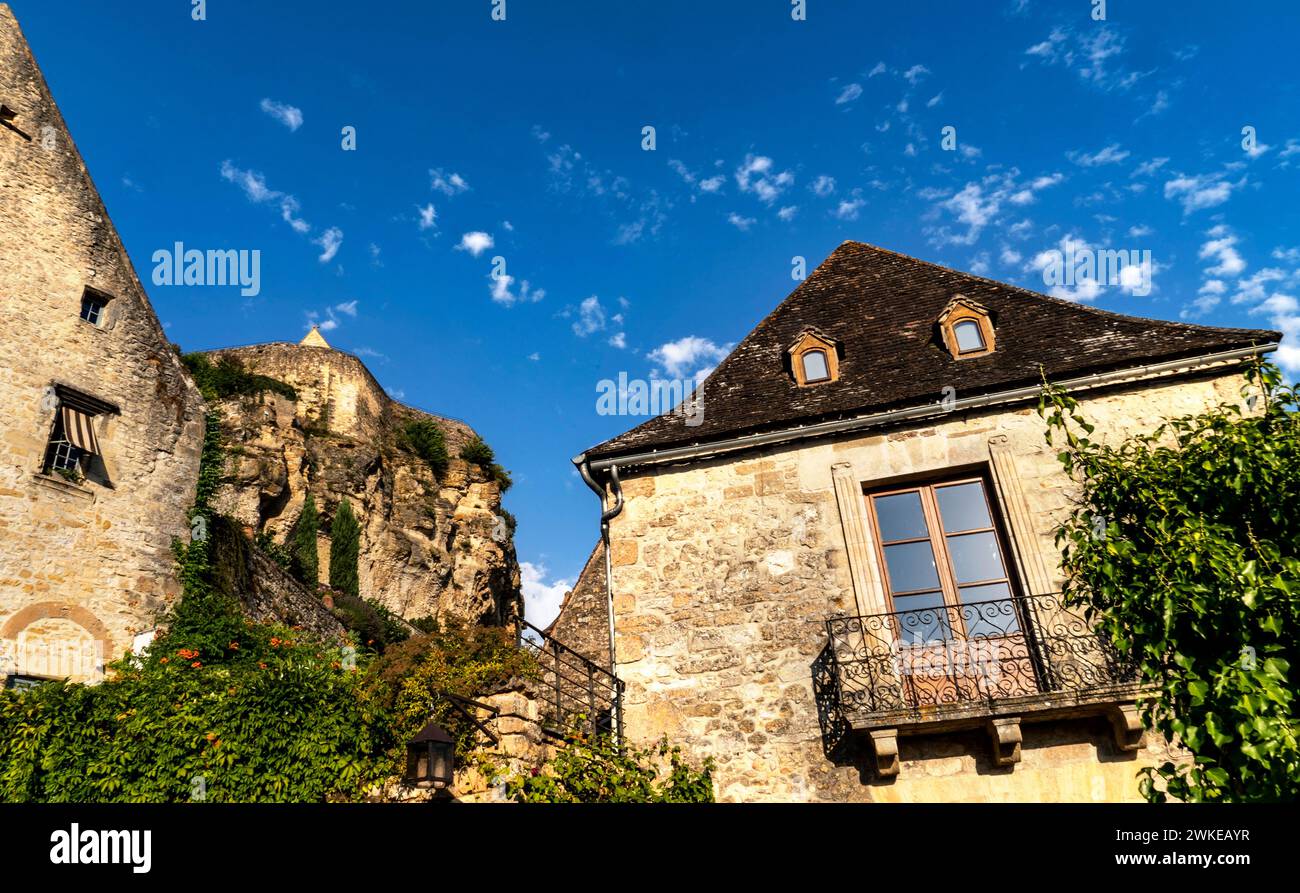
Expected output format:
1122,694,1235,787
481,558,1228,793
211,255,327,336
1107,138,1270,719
0,5,206,683
205,343,523,627
544,542,609,666
599,369,1248,801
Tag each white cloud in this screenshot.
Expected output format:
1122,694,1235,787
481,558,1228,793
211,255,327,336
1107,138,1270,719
867,61,887,78
648,336,731,381
902,64,930,85
430,168,470,195
259,98,303,132
699,175,725,193
417,203,437,231
778,205,798,222
810,175,836,197
313,227,343,263
219,160,311,234
926,92,943,108
835,83,863,105
735,154,794,204
457,231,494,256
608,332,627,349
1198,229,1246,277
834,196,866,221
1164,172,1243,214
1131,157,1170,178
334,299,358,317
489,272,545,307
521,562,572,629
727,212,756,231
1068,144,1130,167
1025,26,1138,91
572,295,607,336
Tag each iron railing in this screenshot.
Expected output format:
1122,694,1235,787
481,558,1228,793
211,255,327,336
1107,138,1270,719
519,620,624,741
822,593,1136,718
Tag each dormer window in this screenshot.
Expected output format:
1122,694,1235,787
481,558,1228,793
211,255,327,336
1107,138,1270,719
79,288,111,327
937,297,995,360
802,349,830,383
788,330,840,387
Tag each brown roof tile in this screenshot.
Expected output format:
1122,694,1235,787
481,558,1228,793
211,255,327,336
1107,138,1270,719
586,241,1279,460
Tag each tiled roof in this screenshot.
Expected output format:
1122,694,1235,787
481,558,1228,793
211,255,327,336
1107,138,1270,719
586,241,1279,460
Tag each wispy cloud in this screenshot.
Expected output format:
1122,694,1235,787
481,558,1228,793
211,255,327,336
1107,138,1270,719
457,231,495,256
835,83,863,105
1068,143,1130,167
259,98,303,132
648,336,732,381
430,168,470,195
219,160,311,234
735,154,794,205
1163,171,1244,214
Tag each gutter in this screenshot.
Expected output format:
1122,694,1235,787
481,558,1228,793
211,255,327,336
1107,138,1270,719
584,343,1277,475
575,456,623,741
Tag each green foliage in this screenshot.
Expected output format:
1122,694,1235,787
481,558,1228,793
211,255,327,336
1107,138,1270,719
0,412,394,803
403,419,449,477
328,500,360,599
291,494,320,586
506,730,715,803
253,531,292,573
459,436,513,493
329,592,411,653
367,622,539,765
181,353,296,403
1039,360,1300,802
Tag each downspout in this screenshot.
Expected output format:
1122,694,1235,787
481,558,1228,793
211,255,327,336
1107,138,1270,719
574,454,624,741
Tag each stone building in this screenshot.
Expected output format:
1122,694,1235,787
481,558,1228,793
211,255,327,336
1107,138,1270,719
566,241,1280,802
0,5,206,686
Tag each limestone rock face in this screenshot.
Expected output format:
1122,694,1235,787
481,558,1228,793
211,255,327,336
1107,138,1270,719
206,342,522,628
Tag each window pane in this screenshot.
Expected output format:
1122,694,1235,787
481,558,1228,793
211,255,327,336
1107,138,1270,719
873,491,928,542
884,541,941,592
935,481,991,532
802,349,829,381
958,584,1019,636
946,531,1005,584
893,591,952,644
954,320,984,352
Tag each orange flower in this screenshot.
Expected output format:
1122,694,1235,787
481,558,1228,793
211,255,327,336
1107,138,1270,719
258,662,267,670
191,661,202,668
205,732,217,742
160,657,169,664
270,637,281,647
228,642,239,650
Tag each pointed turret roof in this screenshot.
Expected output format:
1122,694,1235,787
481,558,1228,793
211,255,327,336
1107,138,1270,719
585,241,1279,461
300,325,332,349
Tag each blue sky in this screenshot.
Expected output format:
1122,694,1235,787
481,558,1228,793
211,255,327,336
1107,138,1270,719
13,0,1299,624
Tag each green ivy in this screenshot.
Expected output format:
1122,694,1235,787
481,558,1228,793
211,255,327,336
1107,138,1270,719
505,729,715,803
181,353,296,403
459,436,513,493
1039,360,1300,802
403,419,449,477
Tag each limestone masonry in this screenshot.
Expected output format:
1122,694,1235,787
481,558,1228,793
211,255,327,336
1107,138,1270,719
0,5,206,682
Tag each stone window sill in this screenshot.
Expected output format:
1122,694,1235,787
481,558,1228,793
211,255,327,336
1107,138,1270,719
32,472,95,502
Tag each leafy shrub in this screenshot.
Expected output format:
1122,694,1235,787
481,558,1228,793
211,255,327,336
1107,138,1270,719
459,436,513,493
403,419,449,476
329,591,410,653
253,531,292,572
1040,360,1300,802
182,353,296,403
329,500,360,599
506,730,715,803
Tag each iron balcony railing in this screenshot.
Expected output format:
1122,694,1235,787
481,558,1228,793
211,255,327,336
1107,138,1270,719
822,593,1136,719
519,620,624,742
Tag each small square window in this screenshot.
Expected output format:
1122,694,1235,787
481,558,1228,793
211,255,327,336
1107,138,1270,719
79,290,109,326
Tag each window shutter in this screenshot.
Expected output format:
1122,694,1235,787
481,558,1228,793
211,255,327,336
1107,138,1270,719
60,406,100,455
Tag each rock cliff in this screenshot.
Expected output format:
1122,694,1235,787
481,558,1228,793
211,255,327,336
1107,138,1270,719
201,335,522,628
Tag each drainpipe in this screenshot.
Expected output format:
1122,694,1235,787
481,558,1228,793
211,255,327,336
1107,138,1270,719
574,453,624,741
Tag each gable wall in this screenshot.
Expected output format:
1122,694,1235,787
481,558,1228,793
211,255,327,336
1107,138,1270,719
604,369,1247,801
0,6,206,682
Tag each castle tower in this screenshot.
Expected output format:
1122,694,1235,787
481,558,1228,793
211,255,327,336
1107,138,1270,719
0,4,206,685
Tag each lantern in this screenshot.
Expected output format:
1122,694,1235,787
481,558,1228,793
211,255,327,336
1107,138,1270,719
405,719,455,789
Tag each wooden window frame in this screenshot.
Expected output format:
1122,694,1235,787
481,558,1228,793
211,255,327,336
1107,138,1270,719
937,297,995,360
788,331,840,387
863,472,1021,633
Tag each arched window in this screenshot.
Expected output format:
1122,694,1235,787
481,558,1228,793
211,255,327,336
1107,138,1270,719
802,349,830,383
788,331,840,386
937,297,995,359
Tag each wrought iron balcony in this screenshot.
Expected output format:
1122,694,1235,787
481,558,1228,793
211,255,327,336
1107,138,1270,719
815,593,1138,751
519,619,624,741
